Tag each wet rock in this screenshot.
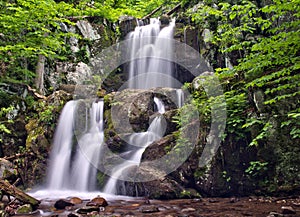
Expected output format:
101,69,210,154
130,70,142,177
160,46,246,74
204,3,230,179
54,199,74,210
105,89,154,133
292,202,300,207
229,197,239,203
16,204,32,214
140,205,160,213
181,207,196,212
87,196,108,207
76,206,99,214
70,197,83,205
208,198,219,203
160,15,170,26
281,206,296,214
141,134,176,161
119,16,138,39
267,212,283,217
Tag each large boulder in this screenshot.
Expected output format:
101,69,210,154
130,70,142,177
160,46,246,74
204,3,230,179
0,158,18,183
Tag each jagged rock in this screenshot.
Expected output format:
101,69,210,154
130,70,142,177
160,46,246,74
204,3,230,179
76,206,99,214
54,199,74,210
140,205,159,213
67,62,92,85
76,20,100,40
16,204,32,214
141,134,176,161
0,159,18,183
105,89,154,134
281,206,296,214
119,16,138,39
87,196,108,207
105,88,180,136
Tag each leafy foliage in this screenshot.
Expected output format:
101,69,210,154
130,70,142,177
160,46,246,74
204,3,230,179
0,106,14,142
189,0,300,191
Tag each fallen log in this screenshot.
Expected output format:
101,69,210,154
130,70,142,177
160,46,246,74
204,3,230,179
166,3,182,16
0,179,40,208
142,5,162,20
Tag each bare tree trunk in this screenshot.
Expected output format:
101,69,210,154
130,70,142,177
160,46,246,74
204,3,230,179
35,54,45,95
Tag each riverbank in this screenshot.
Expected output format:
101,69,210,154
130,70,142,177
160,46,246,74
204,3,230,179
6,195,300,217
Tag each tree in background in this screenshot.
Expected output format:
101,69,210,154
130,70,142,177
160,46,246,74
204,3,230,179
190,0,299,191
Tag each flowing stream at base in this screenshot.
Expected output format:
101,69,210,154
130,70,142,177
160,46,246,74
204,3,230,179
30,18,186,199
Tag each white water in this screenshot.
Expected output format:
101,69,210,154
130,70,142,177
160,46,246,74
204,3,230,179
176,89,184,108
103,97,166,195
46,100,104,191
33,17,185,199
128,18,175,89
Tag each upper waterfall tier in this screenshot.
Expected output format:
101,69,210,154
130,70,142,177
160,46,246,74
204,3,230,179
127,18,176,89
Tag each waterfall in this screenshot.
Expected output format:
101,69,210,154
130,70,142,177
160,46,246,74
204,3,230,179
47,101,76,190
128,18,175,89
47,99,104,191
38,17,184,198
103,97,166,195
176,89,184,108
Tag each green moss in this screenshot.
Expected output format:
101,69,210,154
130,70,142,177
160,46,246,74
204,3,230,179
97,171,106,187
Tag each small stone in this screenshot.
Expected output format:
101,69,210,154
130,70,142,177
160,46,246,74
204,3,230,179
70,197,83,205
54,199,74,210
292,202,300,207
229,197,239,203
140,205,160,213
181,207,196,212
87,196,108,207
16,204,32,214
281,206,296,214
76,206,99,214
208,198,219,203
268,211,283,217
192,198,202,203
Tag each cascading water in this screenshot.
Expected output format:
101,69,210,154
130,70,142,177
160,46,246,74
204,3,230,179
103,97,166,195
47,99,104,191
128,18,176,89
34,17,184,199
